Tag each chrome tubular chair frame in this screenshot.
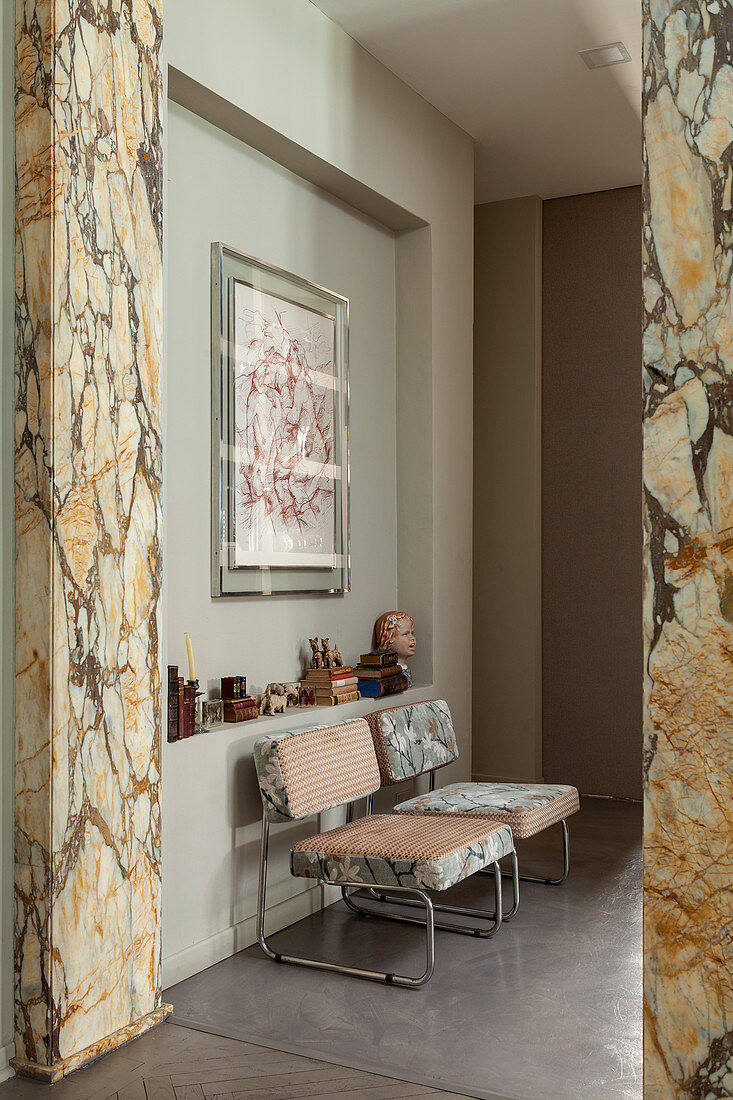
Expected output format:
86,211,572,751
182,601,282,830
256,814,435,988
342,857,505,939
426,772,572,887
363,846,520,924
353,792,520,923
481,819,570,887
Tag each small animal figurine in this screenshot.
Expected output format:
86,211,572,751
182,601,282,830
309,637,323,669
321,638,335,669
331,643,343,668
262,683,287,716
285,683,299,707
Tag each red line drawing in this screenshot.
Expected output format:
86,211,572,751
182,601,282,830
233,286,337,566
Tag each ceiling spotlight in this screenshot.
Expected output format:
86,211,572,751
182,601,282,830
579,42,632,69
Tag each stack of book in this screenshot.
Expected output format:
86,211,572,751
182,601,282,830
223,697,258,722
301,666,360,706
167,665,197,739
221,675,247,699
167,665,183,741
221,676,258,722
355,652,409,698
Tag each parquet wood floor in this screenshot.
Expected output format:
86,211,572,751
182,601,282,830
0,1024,468,1100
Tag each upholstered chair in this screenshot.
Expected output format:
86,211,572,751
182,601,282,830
365,700,579,894
253,717,516,987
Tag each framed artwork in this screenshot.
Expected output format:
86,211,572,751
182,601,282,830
211,244,350,596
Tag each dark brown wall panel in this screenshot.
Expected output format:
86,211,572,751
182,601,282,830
542,186,642,800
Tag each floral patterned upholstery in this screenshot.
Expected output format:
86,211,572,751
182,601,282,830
290,813,514,891
365,699,459,785
393,782,580,840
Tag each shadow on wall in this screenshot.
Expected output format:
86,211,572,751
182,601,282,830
316,0,641,202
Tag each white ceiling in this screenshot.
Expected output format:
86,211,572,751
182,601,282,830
309,0,642,204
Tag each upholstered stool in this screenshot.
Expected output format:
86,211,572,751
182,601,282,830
253,718,515,988
365,700,580,888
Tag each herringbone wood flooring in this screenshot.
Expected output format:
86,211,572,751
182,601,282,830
0,1024,468,1100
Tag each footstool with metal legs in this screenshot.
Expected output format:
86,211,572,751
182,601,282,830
365,700,580,893
253,718,516,987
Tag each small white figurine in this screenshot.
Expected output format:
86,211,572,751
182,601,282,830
262,683,287,715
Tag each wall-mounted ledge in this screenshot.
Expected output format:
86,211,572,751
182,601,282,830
166,683,437,748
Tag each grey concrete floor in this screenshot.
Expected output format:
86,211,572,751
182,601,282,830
167,797,642,1100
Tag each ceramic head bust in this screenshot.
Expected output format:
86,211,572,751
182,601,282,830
374,611,415,686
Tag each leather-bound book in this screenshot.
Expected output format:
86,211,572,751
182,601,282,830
221,676,247,700
183,682,195,738
356,674,408,698
307,674,358,689
223,701,258,722
178,677,184,737
314,682,359,700
353,665,404,681
167,666,179,742
226,696,257,710
316,689,360,706
305,667,355,680
359,651,399,668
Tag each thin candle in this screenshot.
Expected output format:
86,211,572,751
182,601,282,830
185,633,196,682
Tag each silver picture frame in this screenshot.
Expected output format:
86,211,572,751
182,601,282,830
211,243,351,597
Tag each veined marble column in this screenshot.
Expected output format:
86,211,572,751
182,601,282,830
14,0,168,1079
643,1,733,1093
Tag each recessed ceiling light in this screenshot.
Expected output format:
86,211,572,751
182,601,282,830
579,42,632,69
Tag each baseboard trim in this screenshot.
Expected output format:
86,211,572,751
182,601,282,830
162,885,337,990
0,1040,14,1084
11,1005,172,1082
471,772,545,784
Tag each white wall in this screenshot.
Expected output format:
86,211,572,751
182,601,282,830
1,0,14,1078
163,101,401,982
167,101,399,692
165,0,474,991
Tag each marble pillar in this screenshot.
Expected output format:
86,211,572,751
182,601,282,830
643,1,733,1094
14,0,168,1079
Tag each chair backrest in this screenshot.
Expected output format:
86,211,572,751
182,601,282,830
253,719,381,823
365,699,459,786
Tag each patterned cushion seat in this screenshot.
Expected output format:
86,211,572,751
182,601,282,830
291,813,514,892
393,782,580,840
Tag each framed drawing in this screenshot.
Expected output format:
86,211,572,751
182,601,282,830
211,244,350,596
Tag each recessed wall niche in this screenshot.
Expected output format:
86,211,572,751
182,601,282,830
162,80,433,985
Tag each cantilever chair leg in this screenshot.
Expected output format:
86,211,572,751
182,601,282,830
425,775,573,888
358,847,519,924
343,857,504,939
257,815,435,987
485,819,570,887
353,781,520,922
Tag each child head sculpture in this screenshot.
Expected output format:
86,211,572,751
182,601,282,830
374,611,415,662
